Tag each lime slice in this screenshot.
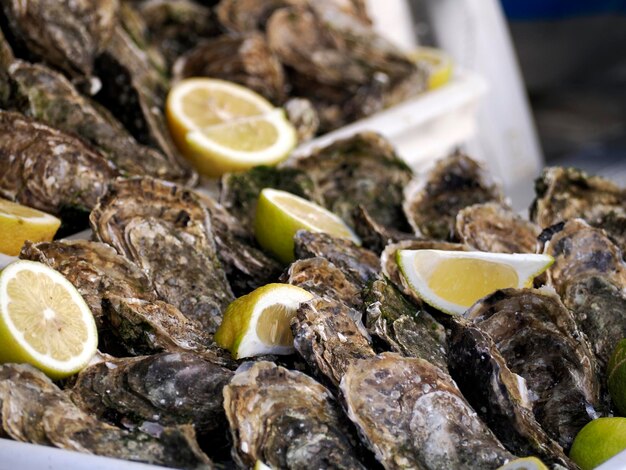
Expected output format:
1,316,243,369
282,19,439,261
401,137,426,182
608,340,626,415
497,457,548,470
166,78,296,177
254,188,359,263
397,250,554,315
214,283,313,359
409,46,453,90
0,260,98,379
0,198,61,256
570,418,626,470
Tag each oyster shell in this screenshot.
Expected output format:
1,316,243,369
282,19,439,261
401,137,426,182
353,205,416,254
531,167,626,255
291,297,375,387
284,97,320,141
466,287,600,450
219,165,323,231
0,363,214,469
448,320,573,467
294,230,380,288
0,110,117,226
71,352,233,435
341,352,514,469
288,132,413,231
173,33,286,104
404,153,504,240
283,257,362,310
363,278,448,371
223,360,367,469
0,0,118,79
1,60,188,182
90,177,234,334
456,203,541,253
215,0,297,33
541,218,626,370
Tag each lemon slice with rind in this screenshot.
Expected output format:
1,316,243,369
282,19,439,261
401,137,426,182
215,283,314,359
254,188,359,263
497,457,548,470
397,250,553,315
570,418,626,470
0,260,98,379
410,46,453,90
186,109,297,177
0,198,61,256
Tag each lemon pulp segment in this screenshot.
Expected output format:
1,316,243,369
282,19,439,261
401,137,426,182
256,303,294,347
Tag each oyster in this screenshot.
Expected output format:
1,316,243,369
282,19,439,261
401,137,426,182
292,297,375,387
456,203,541,253
531,167,626,254
0,363,213,469
223,361,367,469
448,320,573,467
90,177,234,334
294,230,380,288
173,34,286,104
0,0,118,79
0,110,117,227
284,97,320,141
1,59,189,182
71,352,233,435
541,218,626,370
341,352,514,469
363,278,448,371
353,205,416,254
219,165,323,231
283,257,362,310
288,132,413,231
466,287,600,450
404,153,504,240
215,0,299,33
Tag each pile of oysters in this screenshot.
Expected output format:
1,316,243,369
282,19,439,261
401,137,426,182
0,1,625,470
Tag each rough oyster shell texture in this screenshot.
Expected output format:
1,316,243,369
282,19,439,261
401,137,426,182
90,177,234,335
223,361,367,469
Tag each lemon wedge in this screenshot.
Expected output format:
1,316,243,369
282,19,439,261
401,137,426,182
497,457,548,470
214,283,314,359
410,47,453,90
397,250,553,315
254,461,272,470
570,418,626,470
0,260,98,379
0,198,61,256
254,188,359,263
166,78,296,177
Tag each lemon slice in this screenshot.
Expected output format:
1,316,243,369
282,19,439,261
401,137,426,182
497,457,548,470
254,188,359,263
0,198,61,256
254,461,272,470
166,78,296,177
570,418,626,470
410,47,453,90
0,260,98,379
214,283,314,359
186,109,297,177
397,250,554,315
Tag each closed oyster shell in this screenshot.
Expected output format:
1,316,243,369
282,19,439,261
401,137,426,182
223,361,366,469
292,297,375,387
456,203,541,253
0,0,118,78
541,218,626,370
284,97,320,141
71,352,233,435
404,153,504,240
215,0,298,33
353,205,416,254
288,132,413,231
448,320,573,467
294,230,380,289
466,287,600,450
363,279,448,371
2,60,188,182
0,110,117,224
532,167,626,257
219,165,323,232
283,257,362,310
173,33,286,104
341,352,514,469
0,363,213,469
90,177,234,334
